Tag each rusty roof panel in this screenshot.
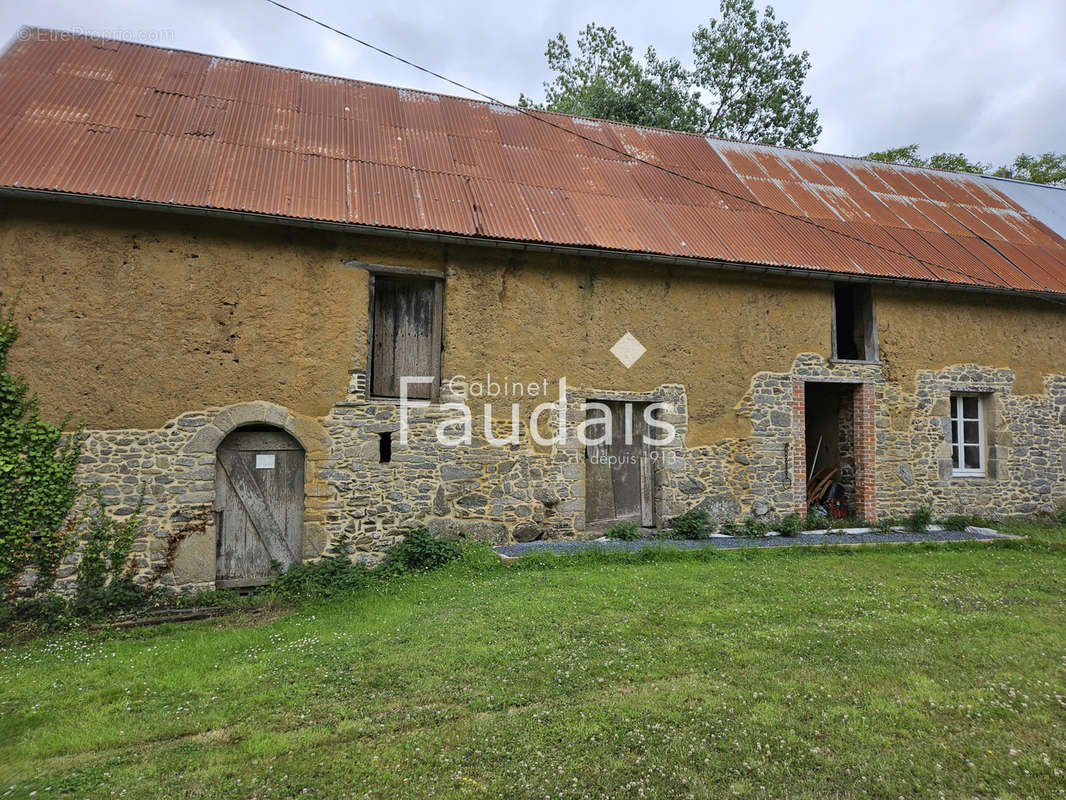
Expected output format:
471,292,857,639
403,129,454,173
844,221,938,280
739,214,817,269
652,202,731,260
775,180,841,220
1,31,1065,295
883,227,975,284
289,153,347,221
773,214,860,273
519,184,593,245
566,192,646,253
210,143,293,215
877,195,938,232
1003,242,1066,292
438,95,497,141
615,198,687,256
137,132,219,206
0,116,83,188
291,110,347,158
743,178,804,216
297,73,348,116
350,161,422,228
814,218,899,276
700,208,775,264
414,170,475,234
466,177,539,240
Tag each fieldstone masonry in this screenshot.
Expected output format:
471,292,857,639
70,354,1066,590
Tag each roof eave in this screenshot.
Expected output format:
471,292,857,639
3,185,1065,303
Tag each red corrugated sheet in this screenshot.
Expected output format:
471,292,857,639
2,30,1066,293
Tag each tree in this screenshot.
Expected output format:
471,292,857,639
865,144,1065,186
1006,152,1066,186
690,0,821,148
0,306,82,597
864,144,989,174
521,0,821,148
519,24,705,133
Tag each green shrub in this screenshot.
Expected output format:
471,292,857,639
939,514,976,532
776,512,801,537
742,516,770,538
270,557,373,601
719,520,741,537
875,517,897,535
605,521,641,541
905,505,933,533
70,579,156,619
379,527,462,575
668,507,715,539
0,305,82,598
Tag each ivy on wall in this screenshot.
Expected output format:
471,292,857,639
0,305,83,597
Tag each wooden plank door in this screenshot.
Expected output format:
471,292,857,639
215,430,304,588
585,402,654,526
370,276,441,399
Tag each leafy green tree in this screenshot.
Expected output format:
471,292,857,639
520,24,705,133
1004,152,1066,186
864,144,989,174
522,0,821,148
690,0,820,148
864,144,925,167
0,306,82,597
866,144,1064,186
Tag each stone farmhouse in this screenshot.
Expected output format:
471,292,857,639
1,30,1065,590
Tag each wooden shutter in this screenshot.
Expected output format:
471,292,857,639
370,276,442,399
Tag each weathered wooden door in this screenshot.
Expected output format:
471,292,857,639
215,429,304,588
585,401,654,527
370,276,442,399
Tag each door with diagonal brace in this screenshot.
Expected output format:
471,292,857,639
214,429,304,588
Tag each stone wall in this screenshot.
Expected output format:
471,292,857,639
64,353,1066,591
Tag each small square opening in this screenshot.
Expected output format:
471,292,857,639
379,431,393,463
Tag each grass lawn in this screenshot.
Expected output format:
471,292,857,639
2,540,1065,799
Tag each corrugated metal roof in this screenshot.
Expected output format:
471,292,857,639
2,29,1066,294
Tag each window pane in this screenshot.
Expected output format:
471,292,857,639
962,396,979,419
963,445,981,470
950,396,959,423
963,420,980,445
951,447,959,469
950,419,958,445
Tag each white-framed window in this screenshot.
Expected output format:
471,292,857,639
949,393,985,476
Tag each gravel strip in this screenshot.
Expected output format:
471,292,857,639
494,528,1010,558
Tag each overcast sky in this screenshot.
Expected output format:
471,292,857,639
2,0,1062,165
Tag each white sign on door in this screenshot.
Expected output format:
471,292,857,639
255,453,276,470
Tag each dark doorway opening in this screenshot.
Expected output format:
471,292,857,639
833,283,876,361
804,382,857,518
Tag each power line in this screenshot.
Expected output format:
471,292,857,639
261,0,1061,296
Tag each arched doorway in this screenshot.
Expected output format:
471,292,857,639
214,426,305,588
